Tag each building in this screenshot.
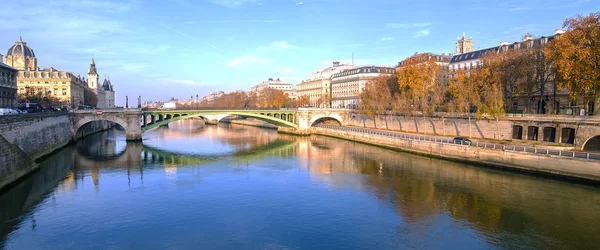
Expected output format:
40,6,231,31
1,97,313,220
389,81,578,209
251,78,295,97
330,66,396,109
87,58,106,108
0,61,18,108
4,37,86,108
102,75,116,108
448,30,579,115
203,91,225,102
297,61,353,107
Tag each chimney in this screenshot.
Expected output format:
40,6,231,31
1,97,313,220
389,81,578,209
555,29,565,35
333,61,340,67
268,78,273,81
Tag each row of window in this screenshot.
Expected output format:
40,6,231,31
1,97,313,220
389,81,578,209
19,88,68,96
512,125,575,144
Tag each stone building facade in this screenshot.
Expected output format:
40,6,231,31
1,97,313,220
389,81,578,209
5,37,86,108
330,66,396,109
251,78,296,99
0,61,18,108
102,76,115,108
297,61,353,108
448,30,590,115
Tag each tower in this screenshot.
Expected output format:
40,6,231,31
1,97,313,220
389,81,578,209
456,32,473,54
88,57,99,91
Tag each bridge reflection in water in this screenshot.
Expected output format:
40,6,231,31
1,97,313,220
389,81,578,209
1,120,600,249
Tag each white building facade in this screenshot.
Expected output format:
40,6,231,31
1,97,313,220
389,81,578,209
297,61,353,108
330,66,396,109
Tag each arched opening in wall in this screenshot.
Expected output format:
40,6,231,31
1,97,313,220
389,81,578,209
583,136,600,152
588,100,595,116
75,124,128,161
512,125,523,140
76,120,126,142
561,128,575,144
311,117,342,127
527,126,539,141
542,127,556,142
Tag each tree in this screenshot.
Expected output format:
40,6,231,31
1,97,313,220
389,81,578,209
448,69,480,138
359,75,395,128
297,95,310,107
84,88,98,107
257,88,289,108
546,12,600,115
396,53,442,116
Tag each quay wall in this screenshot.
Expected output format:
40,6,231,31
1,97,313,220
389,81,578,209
311,127,600,183
0,113,114,190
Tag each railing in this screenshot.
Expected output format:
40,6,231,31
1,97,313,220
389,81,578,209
315,125,600,161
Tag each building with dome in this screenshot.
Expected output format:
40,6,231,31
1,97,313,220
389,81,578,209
2,37,86,108
1,37,116,108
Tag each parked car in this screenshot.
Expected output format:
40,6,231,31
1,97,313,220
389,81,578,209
0,108,17,115
453,137,472,144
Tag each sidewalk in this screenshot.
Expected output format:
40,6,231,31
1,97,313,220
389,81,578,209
343,124,576,151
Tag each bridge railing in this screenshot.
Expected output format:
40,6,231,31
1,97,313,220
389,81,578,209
143,107,298,111
315,125,600,161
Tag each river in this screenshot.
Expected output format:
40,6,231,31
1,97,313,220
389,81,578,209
1,120,600,249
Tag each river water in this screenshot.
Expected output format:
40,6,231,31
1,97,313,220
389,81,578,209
1,120,600,249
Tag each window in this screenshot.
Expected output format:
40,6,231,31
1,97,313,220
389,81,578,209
543,127,556,142
62,88,67,96
512,125,523,139
54,88,58,95
561,128,575,144
527,126,539,141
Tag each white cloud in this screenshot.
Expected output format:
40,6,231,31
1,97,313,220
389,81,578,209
211,0,262,8
296,1,304,5
379,37,393,42
270,41,298,50
413,29,430,38
157,78,207,86
386,22,432,29
225,55,272,67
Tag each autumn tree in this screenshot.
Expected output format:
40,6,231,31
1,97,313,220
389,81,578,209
359,75,395,128
84,88,98,107
448,69,479,137
546,12,600,115
258,88,289,108
297,95,310,107
396,53,442,116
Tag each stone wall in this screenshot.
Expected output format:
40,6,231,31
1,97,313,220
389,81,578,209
0,134,35,190
0,113,73,160
0,113,115,190
348,113,513,140
312,127,600,183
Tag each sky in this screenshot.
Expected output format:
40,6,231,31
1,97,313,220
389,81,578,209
0,0,597,106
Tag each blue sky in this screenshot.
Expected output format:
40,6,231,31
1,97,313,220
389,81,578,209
0,0,597,105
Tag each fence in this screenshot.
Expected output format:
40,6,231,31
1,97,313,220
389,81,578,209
315,125,600,161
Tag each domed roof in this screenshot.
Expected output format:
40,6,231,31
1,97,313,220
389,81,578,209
6,37,36,58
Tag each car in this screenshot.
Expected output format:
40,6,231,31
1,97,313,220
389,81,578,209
453,137,472,144
0,108,17,115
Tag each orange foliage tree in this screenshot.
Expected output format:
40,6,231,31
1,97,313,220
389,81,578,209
546,12,600,114
396,53,442,115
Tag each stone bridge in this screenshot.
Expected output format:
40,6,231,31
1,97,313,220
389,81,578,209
69,108,350,141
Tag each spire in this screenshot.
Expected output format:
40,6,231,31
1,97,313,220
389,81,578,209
462,32,466,39
88,57,98,75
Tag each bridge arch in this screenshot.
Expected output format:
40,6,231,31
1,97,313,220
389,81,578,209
582,135,600,152
73,115,129,138
309,114,344,127
142,111,298,133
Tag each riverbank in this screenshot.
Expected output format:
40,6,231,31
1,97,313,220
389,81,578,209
0,113,116,191
312,126,600,184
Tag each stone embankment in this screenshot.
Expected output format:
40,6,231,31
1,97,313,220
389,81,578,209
311,126,600,183
0,113,115,190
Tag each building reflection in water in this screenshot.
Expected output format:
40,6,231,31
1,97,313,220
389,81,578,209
1,120,600,249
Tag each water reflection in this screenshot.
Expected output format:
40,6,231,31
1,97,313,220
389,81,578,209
1,120,599,249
